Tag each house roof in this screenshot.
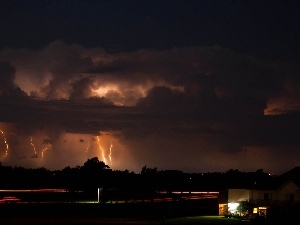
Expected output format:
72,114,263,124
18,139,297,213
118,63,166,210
277,167,300,188
226,167,300,191
251,167,300,191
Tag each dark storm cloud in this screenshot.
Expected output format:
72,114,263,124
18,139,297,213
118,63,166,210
88,47,284,118
69,76,96,100
1,0,300,174
0,40,300,173
0,61,16,92
0,42,298,139
1,40,93,99
0,61,27,98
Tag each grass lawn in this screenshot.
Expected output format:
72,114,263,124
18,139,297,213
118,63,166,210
163,216,246,224
0,216,248,225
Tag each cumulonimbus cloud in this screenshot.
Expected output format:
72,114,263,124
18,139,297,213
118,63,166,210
0,40,300,174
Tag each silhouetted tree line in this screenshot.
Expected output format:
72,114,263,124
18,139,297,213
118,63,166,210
0,157,272,194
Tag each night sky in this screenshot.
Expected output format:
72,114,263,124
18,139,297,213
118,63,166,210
0,0,300,175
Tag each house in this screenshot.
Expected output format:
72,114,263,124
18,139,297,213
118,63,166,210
218,167,300,217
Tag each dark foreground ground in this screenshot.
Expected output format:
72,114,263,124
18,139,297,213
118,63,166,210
0,217,160,225
0,212,249,225
0,200,218,225
0,199,218,217
1,215,296,225
0,201,298,225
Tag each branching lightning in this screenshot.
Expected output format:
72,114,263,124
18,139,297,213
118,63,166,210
29,137,54,160
94,135,114,166
96,136,107,165
41,144,51,160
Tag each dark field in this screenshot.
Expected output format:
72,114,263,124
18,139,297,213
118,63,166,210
0,200,221,225
0,216,247,225
1,200,297,224
0,199,218,225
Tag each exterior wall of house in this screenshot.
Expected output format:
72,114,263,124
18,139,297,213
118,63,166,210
252,190,273,201
229,181,300,204
228,189,250,202
220,180,300,216
273,181,300,202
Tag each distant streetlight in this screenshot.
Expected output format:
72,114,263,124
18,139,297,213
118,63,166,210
98,187,103,203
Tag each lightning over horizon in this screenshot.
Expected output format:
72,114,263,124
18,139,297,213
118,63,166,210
0,0,300,175
96,136,107,166
109,140,113,166
82,134,114,168
30,137,38,158
0,130,8,159
0,127,57,168
41,144,51,160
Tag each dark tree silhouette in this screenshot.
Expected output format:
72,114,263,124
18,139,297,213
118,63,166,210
82,157,110,171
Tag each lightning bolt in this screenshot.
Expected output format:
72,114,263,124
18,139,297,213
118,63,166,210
41,144,51,160
96,136,107,165
0,130,8,159
86,139,91,153
109,140,113,166
30,137,38,158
